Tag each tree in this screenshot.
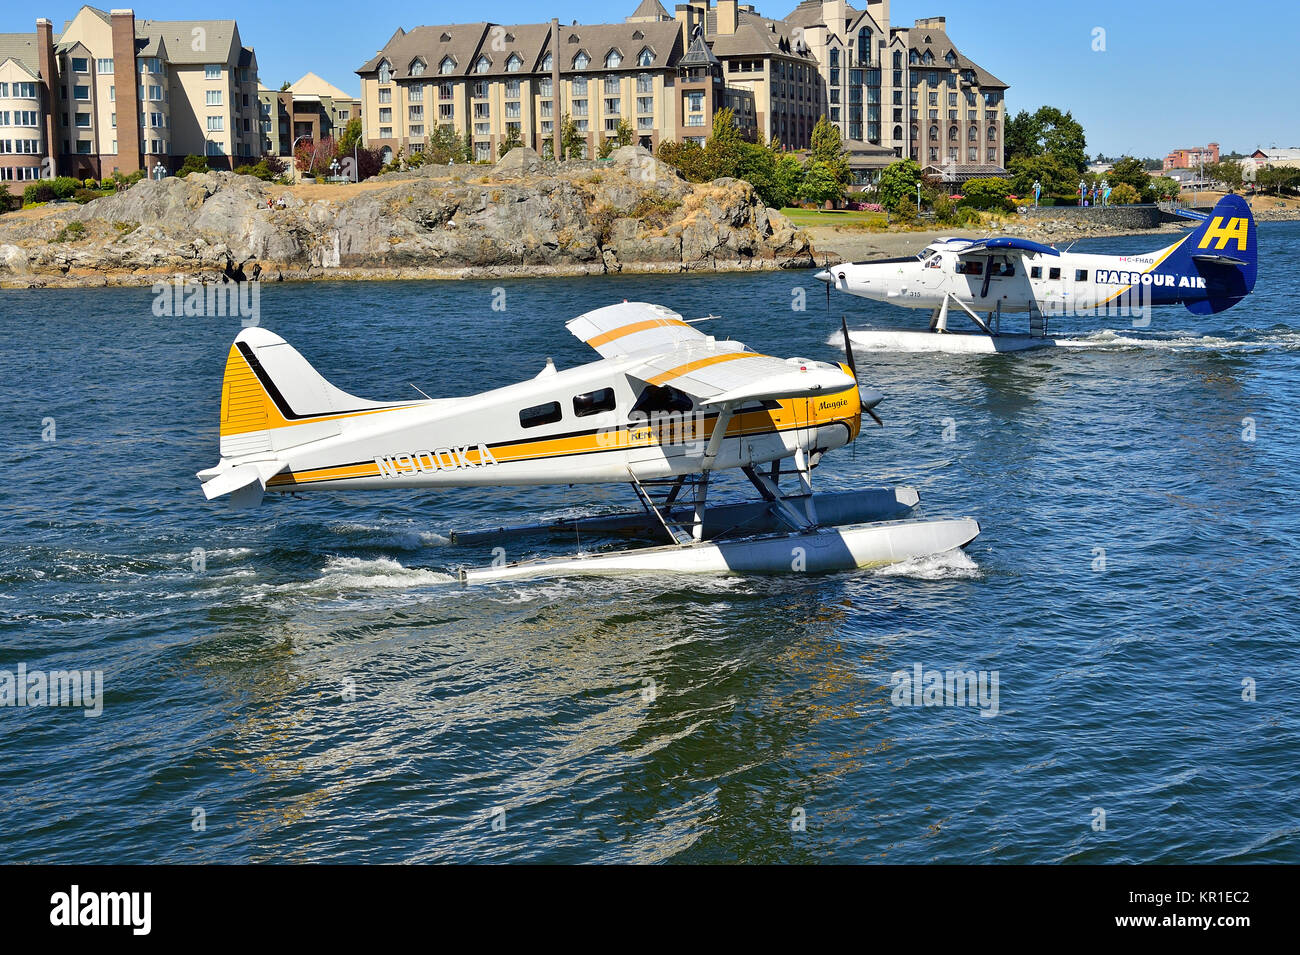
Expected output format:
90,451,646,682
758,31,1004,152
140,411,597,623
797,160,844,205
427,125,468,164
959,176,1013,210
1207,160,1244,192
560,113,585,160
178,154,208,177
336,118,363,157
499,125,524,158
809,115,850,186
1007,152,1075,198
294,136,336,177
876,158,922,210
1002,106,1086,173
1108,182,1140,205
703,107,744,179
657,139,711,182
1149,175,1180,201
278,80,291,91
1107,156,1152,200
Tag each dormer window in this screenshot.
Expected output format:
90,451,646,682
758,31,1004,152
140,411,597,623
409,58,426,76
945,51,957,65
475,55,491,73
439,56,456,75
605,49,622,68
574,51,589,69
506,54,522,72
377,59,392,83
637,47,653,67
541,52,553,71
440,32,451,42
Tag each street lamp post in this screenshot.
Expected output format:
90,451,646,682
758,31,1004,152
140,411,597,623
1079,179,1086,207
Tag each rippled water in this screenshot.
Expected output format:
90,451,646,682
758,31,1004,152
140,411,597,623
1,223,1297,863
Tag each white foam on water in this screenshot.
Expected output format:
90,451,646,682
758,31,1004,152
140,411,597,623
327,522,449,549
875,547,980,580
830,326,1300,354
300,556,456,591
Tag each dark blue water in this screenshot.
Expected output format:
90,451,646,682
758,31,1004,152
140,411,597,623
2,224,1297,863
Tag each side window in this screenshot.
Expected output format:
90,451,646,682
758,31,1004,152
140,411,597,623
573,387,615,417
519,401,562,428
1049,267,1061,280
1030,266,1042,279
1075,269,1088,281
965,260,983,276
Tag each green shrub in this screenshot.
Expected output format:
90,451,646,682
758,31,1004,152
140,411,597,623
51,176,82,200
53,220,87,242
72,188,106,203
957,176,1013,211
178,155,209,177
23,182,55,204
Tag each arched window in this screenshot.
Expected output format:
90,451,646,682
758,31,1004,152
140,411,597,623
945,51,957,65
909,50,919,65
858,28,872,64
922,50,933,65
605,50,622,68
910,124,918,141
637,47,653,67
541,53,553,72
893,124,903,141
439,56,455,75
929,124,938,141
988,126,997,141
574,51,589,70
475,55,490,73
949,125,958,141
968,125,977,142
506,54,522,72
409,58,425,76
893,50,902,69
377,60,392,83
830,48,839,68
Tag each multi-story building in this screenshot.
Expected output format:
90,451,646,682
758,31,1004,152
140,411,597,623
354,0,1007,185
1163,142,1219,171
258,73,360,157
0,5,260,194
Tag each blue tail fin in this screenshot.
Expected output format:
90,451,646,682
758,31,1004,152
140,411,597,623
1175,195,1257,314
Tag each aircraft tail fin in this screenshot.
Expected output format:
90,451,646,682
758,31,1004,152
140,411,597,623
1178,194,1257,314
199,327,402,505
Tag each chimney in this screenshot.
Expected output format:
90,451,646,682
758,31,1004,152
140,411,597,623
717,0,737,35
110,9,142,175
35,18,57,176
823,0,847,32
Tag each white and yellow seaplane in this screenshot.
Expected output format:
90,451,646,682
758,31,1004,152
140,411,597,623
197,302,978,582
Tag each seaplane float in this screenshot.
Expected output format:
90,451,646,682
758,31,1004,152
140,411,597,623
197,302,979,582
816,194,1258,353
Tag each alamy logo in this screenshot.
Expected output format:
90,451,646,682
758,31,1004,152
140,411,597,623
50,886,151,935
890,663,1000,717
0,663,102,717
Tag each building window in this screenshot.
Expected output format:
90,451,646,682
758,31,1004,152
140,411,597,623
409,105,423,120
379,127,391,138
605,50,622,68
439,104,453,120
988,147,997,163
207,115,224,131
377,61,391,83
604,98,620,115
636,73,652,93
506,54,522,72
473,103,489,119
472,80,488,98
205,64,221,80
206,139,225,156
410,58,425,76
574,51,589,70
439,57,455,75
96,58,113,74
929,124,937,141
687,91,703,111
542,53,553,72
604,75,620,95
638,48,653,67
409,125,423,137
74,112,90,127
440,82,453,100
475,56,490,73
71,57,88,73
505,79,520,97
409,85,423,102
379,107,392,122
572,76,587,95
505,102,520,119
74,85,89,100
378,88,391,104
540,77,552,96
637,96,653,114
572,99,587,116
206,90,222,106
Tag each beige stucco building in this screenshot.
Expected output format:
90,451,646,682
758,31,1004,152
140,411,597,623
258,72,359,158
0,4,259,193
355,0,1007,186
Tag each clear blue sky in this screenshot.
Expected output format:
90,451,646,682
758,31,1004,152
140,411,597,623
7,0,1296,157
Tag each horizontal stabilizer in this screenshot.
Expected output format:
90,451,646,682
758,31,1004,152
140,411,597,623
197,459,286,506
1192,253,1249,267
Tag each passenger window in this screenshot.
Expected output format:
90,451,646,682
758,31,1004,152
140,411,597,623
1049,267,1061,280
1030,266,1042,279
960,260,982,276
1075,269,1088,281
999,262,1015,276
631,384,693,416
519,401,562,428
573,387,615,417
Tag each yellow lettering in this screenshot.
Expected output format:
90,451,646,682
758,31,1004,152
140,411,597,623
1197,216,1248,251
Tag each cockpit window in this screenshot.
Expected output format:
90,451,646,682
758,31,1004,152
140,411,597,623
573,387,616,417
926,255,942,268
631,384,693,416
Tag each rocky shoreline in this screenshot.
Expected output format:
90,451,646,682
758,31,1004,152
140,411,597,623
0,146,815,289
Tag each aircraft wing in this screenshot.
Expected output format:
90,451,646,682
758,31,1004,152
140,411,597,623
567,301,711,358
956,237,1060,258
624,343,855,408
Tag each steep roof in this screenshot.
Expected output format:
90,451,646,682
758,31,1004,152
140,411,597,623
708,9,819,62
628,0,672,20
0,33,41,78
134,18,243,66
357,22,491,77
289,71,356,100
679,26,721,68
907,22,1006,89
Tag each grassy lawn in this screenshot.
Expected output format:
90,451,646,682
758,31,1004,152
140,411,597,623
779,207,889,229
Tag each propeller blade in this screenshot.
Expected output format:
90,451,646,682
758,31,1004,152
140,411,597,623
840,315,858,380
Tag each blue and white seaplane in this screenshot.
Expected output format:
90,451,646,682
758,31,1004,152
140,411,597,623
815,194,1258,353
198,302,978,582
